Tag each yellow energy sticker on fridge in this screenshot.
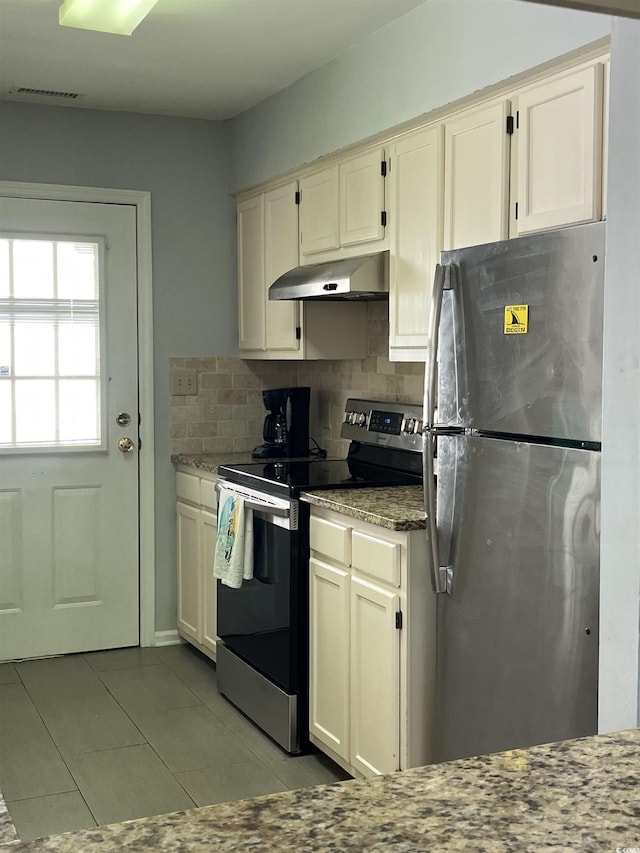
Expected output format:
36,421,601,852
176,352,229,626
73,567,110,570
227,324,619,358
504,305,529,334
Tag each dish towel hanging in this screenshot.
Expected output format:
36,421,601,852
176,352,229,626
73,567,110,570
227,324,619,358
213,487,254,589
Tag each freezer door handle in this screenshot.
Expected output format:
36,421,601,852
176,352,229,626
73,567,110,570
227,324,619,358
431,425,466,436
424,263,452,595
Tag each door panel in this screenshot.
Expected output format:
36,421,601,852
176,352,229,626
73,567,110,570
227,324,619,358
0,197,139,660
264,182,300,352
515,65,602,234
201,508,218,657
350,575,400,776
309,557,350,761
434,434,599,762
444,101,510,251
439,221,605,441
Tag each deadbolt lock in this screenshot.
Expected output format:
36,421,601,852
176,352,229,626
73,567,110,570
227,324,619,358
116,412,132,426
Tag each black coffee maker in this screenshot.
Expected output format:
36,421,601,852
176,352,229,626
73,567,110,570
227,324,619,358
252,387,311,459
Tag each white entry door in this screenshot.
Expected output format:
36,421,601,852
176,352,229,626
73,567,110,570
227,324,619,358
0,197,140,660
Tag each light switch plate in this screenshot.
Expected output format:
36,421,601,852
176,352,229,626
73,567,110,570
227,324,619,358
171,368,198,395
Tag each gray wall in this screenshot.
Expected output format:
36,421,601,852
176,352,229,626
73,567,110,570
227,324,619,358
0,101,236,631
229,0,611,191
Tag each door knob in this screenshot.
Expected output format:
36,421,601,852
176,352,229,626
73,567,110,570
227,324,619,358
118,437,135,453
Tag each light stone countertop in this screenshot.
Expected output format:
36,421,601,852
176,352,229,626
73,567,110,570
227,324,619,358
302,485,426,530
1,729,639,851
173,456,426,530
171,452,255,473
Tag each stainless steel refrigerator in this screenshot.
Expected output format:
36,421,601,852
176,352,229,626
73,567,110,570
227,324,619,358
423,221,604,763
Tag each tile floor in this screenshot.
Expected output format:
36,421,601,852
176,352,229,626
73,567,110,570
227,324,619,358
0,644,351,842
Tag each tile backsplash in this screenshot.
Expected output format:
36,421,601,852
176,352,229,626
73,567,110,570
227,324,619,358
170,301,425,458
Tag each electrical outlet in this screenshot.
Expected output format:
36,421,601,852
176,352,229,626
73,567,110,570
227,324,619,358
171,368,198,396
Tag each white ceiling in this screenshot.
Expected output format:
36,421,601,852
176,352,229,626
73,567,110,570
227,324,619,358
0,0,427,120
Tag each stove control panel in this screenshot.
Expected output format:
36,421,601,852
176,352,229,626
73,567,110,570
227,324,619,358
342,398,424,451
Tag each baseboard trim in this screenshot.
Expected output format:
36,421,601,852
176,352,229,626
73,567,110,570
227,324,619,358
153,629,183,647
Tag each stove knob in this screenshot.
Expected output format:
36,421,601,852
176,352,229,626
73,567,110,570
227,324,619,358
415,419,424,434
405,418,415,433
344,411,351,424
357,412,367,427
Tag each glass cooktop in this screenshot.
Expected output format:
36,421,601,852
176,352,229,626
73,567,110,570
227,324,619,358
218,455,422,499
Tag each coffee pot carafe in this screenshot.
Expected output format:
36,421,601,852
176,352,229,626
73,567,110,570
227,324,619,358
252,387,310,459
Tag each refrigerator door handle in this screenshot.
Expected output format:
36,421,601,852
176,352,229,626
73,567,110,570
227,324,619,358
423,263,452,595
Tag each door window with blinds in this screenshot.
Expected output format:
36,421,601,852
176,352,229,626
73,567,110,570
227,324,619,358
0,234,106,451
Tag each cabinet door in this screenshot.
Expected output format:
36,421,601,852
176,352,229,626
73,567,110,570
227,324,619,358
515,65,603,235
177,501,201,643
200,508,218,658
309,557,350,761
388,126,444,358
299,165,340,258
237,195,266,350
264,182,301,352
444,100,511,250
339,147,385,247
350,575,400,776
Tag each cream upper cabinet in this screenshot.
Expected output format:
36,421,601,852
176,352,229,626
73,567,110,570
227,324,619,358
340,148,386,247
513,64,603,235
443,100,511,251
299,165,340,257
264,182,301,353
238,183,300,355
299,147,386,263
388,125,444,361
237,194,266,351
237,186,368,360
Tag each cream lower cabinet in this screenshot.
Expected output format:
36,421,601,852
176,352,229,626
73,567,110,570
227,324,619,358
308,506,435,778
176,467,218,661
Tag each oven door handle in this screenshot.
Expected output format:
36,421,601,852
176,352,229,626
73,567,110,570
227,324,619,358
215,482,292,520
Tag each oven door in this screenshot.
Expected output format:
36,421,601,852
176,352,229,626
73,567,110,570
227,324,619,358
215,481,308,695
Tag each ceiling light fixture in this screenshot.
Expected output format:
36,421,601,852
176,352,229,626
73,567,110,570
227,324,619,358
59,0,159,36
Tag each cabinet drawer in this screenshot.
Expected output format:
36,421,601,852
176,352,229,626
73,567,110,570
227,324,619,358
200,479,217,511
176,472,200,505
351,530,400,587
310,515,352,566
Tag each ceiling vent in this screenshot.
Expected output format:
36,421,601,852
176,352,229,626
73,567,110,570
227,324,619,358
8,86,84,101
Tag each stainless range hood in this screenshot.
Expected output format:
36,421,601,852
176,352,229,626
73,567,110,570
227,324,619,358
268,251,388,301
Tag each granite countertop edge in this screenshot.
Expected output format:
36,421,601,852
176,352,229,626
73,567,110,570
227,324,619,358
302,485,426,531
172,455,426,530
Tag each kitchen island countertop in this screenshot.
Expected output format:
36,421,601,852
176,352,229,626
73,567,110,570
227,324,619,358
302,484,426,530
2,728,639,851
